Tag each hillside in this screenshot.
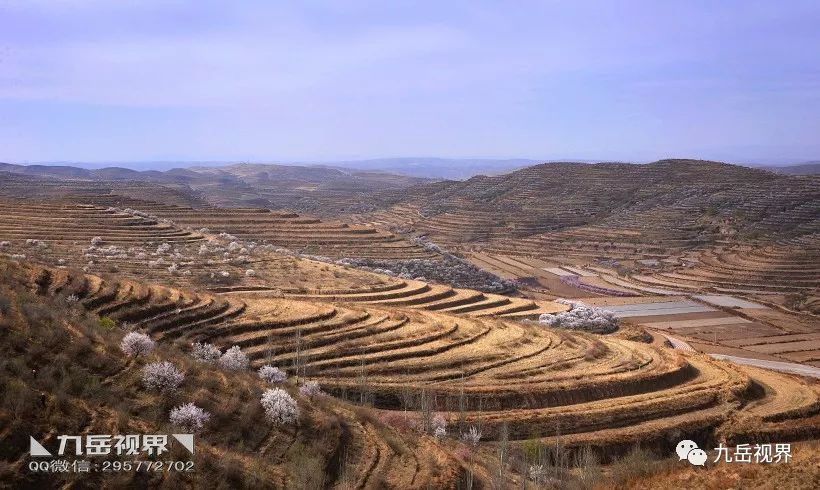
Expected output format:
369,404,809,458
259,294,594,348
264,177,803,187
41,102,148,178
355,160,820,251
2,256,819,488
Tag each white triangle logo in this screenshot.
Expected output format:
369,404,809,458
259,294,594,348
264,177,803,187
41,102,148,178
30,436,52,457
172,434,194,454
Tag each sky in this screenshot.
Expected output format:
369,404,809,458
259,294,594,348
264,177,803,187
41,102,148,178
1,1,819,166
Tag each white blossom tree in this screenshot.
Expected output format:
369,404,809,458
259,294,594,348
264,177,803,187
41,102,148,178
219,345,249,371
190,342,221,363
258,365,287,384
120,332,156,356
142,361,184,393
299,380,321,398
538,299,619,334
261,388,299,425
169,403,211,433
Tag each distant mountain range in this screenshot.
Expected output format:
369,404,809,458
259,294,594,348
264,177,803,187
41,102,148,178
2,158,818,252
757,162,820,175
323,158,544,179
12,158,820,180
0,161,431,214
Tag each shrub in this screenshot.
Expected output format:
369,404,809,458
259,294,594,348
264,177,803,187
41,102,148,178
120,332,156,356
65,294,79,304
245,269,256,277
142,361,185,393
219,345,249,371
299,380,321,398
91,236,103,246
261,388,299,425
462,426,481,446
191,342,221,363
98,317,117,330
169,403,211,433
258,365,287,384
528,464,547,483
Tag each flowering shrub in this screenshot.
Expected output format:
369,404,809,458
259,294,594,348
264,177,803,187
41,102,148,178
120,332,155,356
258,365,287,384
245,269,256,277
91,236,103,246
219,345,249,371
432,413,447,439
142,361,185,393
190,342,221,363
299,380,321,398
261,388,299,425
537,299,619,334
169,403,211,433
434,426,446,439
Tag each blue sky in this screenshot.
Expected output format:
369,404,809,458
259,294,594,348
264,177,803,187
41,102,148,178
1,1,819,165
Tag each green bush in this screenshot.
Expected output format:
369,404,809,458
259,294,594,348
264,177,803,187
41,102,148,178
98,316,117,330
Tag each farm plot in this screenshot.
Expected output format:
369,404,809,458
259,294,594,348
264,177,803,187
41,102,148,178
603,301,717,318
693,294,769,309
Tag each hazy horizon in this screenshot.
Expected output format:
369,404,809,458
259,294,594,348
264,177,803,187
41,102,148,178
3,157,817,171
2,2,819,163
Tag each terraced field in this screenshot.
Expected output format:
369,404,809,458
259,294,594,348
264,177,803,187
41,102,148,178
0,197,563,320
19,261,820,458
281,279,565,319
63,195,437,261
626,235,820,296
0,198,401,294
